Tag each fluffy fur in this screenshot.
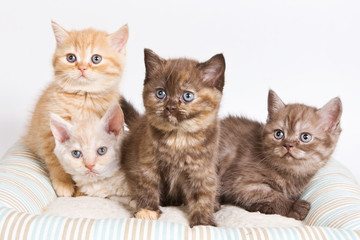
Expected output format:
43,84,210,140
219,90,342,220
24,22,129,197
121,49,225,227
43,197,303,228
50,105,130,198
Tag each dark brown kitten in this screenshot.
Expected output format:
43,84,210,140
219,90,342,220
121,49,225,227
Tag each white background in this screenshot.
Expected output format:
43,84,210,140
0,0,359,182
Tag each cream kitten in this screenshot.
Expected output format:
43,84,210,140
50,104,130,198
24,21,128,197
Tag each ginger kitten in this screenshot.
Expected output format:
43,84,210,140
121,49,225,227
219,90,342,220
24,22,129,197
50,104,130,198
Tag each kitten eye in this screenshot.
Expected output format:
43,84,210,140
91,55,102,64
182,92,195,102
156,89,166,99
97,147,107,156
300,133,312,143
274,130,284,140
66,54,77,63
71,150,82,158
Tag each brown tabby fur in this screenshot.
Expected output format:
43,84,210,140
219,90,342,220
121,49,225,227
24,22,128,197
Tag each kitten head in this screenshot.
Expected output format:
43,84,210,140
51,21,129,93
142,48,225,132
50,104,124,183
263,90,342,175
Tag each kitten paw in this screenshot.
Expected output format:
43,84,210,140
52,180,75,197
249,202,276,214
190,213,217,227
74,187,87,197
135,209,161,220
287,200,310,220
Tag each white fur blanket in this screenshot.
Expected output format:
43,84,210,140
43,196,302,228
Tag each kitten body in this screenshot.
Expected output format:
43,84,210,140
219,90,342,220
50,105,130,198
121,49,225,227
24,22,128,197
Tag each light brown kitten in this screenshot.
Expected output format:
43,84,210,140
121,49,225,227
219,90,342,220
24,21,129,197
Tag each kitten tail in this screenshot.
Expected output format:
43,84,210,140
120,98,140,130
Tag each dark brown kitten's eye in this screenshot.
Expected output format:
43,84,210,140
156,89,166,99
66,54,77,63
300,133,312,143
274,130,284,140
182,91,195,102
91,54,102,64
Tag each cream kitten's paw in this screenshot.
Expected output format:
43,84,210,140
52,180,75,197
135,209,161,220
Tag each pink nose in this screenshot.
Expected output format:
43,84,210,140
78,65,87,72
283,144,293,151
85,164,95,170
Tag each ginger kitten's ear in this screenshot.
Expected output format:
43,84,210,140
267,90,286,122
144,48,165,82
109,24,129,52
317,97,342,132
51,21,69,46
101,104,124,136
50,113,72,143
197,53,226,92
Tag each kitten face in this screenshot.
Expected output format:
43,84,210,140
51,22,128,93
262,90,342,173
50,105,124,183
142,49,225,132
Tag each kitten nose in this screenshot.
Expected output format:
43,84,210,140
166,104,177,114
85,164,95,170
283,144,293,151
78,65,87,72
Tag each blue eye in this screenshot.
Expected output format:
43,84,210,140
71,150,82,158
97,147,107,156
156,89,166,99
66,54,77,63
182,92,195,102
91,55,102,64
274,130,284,140
300,133,312,143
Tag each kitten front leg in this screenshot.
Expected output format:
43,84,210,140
44,151,75,197
131,164,162,220
287,199,310,220
184,168,218,227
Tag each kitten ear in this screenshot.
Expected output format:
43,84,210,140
317,97,342,132
267,90,286,121
197,54,226,92
144,48,165,81
102,104,124,136
109,24,129,52
51,21,69,46
50,113,72,143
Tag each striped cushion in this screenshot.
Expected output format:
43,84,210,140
301,160,360,230
1,141,360,239
0,142,56,214
1,208,360,240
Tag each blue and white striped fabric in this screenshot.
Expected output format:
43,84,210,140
1,141,360,239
